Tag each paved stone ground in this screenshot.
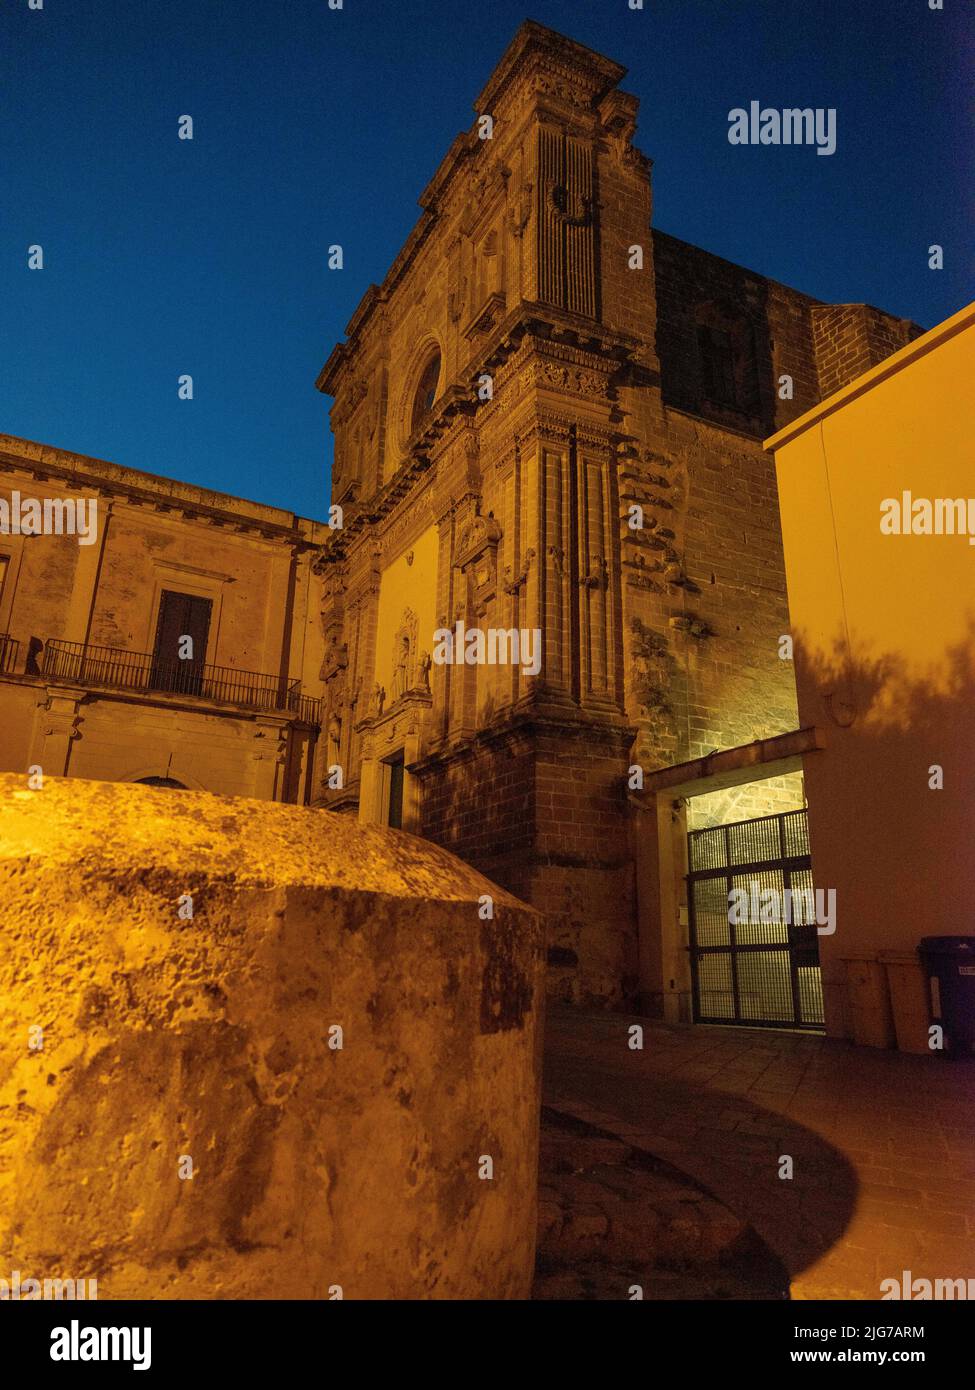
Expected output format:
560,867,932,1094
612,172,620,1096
534,1108,789,1299
543,1006,975,1300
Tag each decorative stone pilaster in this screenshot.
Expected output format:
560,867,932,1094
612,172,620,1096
576,421,625,716
251,715,291,802
432,503,457,744
536,417,575,701
444,496,481,742
29,686,87,778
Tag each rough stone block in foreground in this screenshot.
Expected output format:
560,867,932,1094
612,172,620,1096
0,775,545,1299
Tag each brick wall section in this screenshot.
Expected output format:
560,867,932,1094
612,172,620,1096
530,730,637,1007
654,235,923,427
862,305,925,364
418,736,537,889
812,304,923,399
686,771,806,831
652,230,821,437
418,722,636,1006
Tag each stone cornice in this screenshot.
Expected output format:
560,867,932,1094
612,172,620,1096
0,439,328,546
411,701,636,777
474,21,626,122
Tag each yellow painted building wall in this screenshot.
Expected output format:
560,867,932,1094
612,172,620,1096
768,303,975,1037
374,525,439,699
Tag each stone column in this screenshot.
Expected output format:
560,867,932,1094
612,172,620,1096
265,547,296,692
357,727,381,824
496,442,521,711
434,504,458,742
633,791,691,1022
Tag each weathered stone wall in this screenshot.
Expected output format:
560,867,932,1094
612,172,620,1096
417,730,538,888
0,774,545,1298
0,675,318,803
620,408,802,777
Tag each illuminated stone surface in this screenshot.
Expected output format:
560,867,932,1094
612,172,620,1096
0,773,544,1299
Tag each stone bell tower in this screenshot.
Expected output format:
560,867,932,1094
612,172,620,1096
314,22,668,1004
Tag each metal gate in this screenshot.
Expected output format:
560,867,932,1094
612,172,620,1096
687,808,825,1029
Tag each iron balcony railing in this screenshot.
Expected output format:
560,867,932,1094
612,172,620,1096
292,693,323,726
0,634,20,675
42,638,321,724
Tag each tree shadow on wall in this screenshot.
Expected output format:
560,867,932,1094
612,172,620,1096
791,610,975,916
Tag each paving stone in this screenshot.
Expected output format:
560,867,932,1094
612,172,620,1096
542,1006,975,1299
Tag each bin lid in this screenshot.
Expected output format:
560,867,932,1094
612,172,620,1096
918,936,975,955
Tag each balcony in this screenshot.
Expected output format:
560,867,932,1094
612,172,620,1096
291,692,324,725
0,634,20,675
41,639,321,724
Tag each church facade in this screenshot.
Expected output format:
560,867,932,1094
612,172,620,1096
311,22,919,1008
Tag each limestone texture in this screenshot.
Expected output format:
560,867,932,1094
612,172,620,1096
0,773,545,1299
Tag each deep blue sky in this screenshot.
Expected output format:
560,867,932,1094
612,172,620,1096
2,0,970,520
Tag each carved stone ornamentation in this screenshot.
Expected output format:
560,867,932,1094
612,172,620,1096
508,182,533,239
455,514,503,610
447,236,468,324
531,72,590,109
463,292,507,342
390,608,419,701
581,554,609,590
320,621,348,683
502,547,535,596
546,181,592,227
536,127,597,317
454,513,502,572
521,360,607,398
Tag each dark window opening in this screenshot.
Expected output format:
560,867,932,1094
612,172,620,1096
698,324,738,408
410,351,441,435
386,752,405,830
151,590,212,697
